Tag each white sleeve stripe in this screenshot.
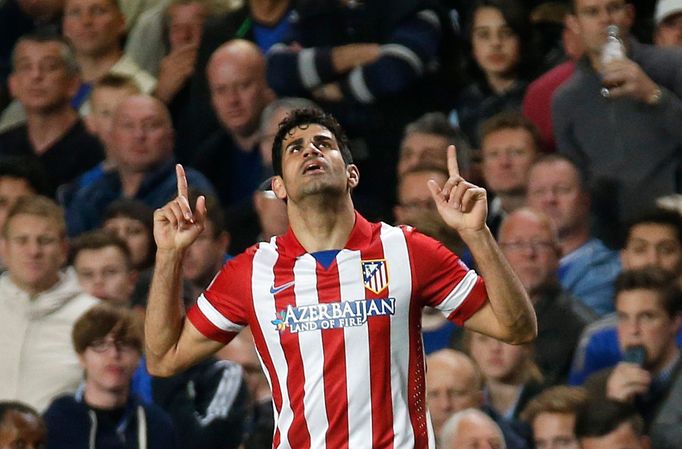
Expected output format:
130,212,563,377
348,66,375,103
197,294,245,332
417,9,441,31
379,44,424,75
436,270,479,316
298,48,321,89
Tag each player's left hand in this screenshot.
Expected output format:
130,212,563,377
602,58,659,103
428,145,488,233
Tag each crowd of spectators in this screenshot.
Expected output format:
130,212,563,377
0,0,681,447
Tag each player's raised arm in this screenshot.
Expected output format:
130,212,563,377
145,164,224,376
428,146,537,344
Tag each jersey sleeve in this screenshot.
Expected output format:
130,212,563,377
405,228,487,326
187,250,254,343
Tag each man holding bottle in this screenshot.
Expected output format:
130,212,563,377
552,0,682,234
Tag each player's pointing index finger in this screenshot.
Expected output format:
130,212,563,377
447,145,460,178
176,164,189,199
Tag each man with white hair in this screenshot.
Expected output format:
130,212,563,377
440,408,506,449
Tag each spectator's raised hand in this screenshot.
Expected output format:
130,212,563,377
602,58,660,103
154,44,199,103
606,361,652,403
153,164,206,251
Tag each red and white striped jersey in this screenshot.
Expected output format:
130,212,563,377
188,213,487,449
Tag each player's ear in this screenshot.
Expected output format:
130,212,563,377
347,164,360,189
272,176,288,200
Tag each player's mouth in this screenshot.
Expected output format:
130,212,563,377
302,161,325,174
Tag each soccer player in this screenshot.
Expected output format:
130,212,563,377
145,109,537,448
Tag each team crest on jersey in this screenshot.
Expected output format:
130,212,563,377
271,298,395,333
361,259,389,294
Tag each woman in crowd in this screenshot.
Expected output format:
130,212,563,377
451,0,537,147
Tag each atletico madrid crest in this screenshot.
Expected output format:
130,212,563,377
361,259,389,294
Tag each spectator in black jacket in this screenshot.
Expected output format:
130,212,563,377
450,0,537,147
44,304,178,449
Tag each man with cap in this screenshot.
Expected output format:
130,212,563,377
655,0,682,47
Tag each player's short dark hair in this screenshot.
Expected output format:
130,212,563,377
624,208,682,247
575,399,644,440
70,229,132,269
0,156,49,196
615,267,682,318
271,108,353,178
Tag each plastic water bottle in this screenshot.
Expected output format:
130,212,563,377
600,25,625,98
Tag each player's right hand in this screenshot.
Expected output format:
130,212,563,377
153,164,206,252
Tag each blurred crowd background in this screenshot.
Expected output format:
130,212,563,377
0,0,681,448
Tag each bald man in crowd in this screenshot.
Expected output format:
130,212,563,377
498,208,595,385
426,349,483,438
191,39,274,252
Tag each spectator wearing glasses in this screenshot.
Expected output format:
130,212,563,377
0,34,104,196
43,304,178,449
498,208,596,385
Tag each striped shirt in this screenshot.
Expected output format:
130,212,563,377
188,213,487,449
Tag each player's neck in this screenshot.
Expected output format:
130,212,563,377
287,197,356,252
